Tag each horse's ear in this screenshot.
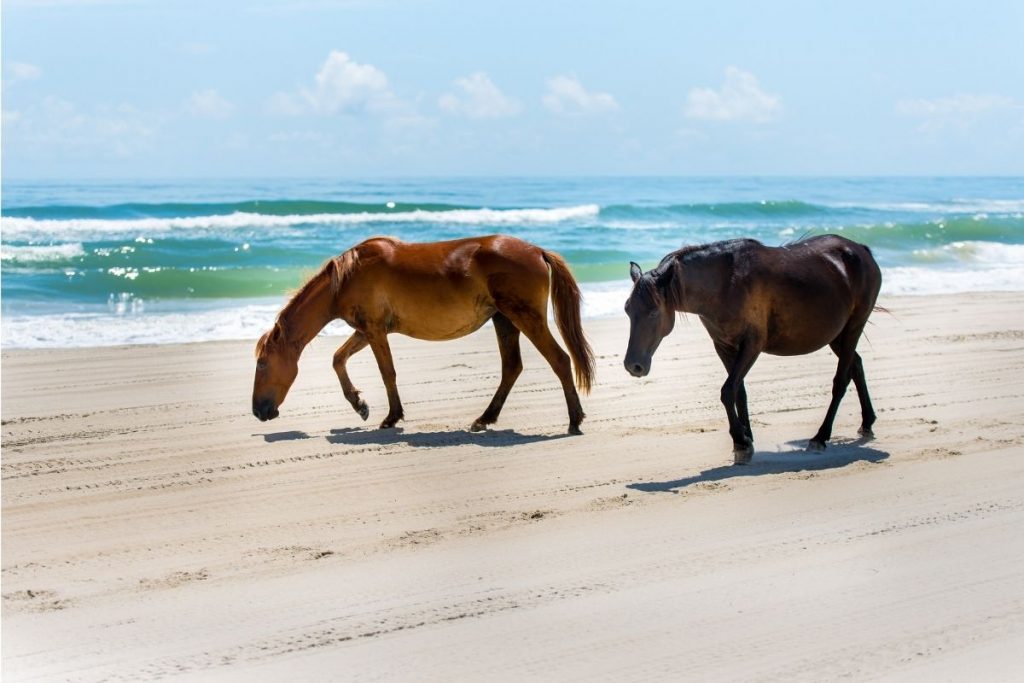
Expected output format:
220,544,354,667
629,262,642,283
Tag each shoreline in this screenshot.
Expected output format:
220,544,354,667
4,285,1024,350
3,291,1024,679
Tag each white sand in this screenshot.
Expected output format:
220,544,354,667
3,292,1024,680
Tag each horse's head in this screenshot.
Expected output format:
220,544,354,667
252,323,299,421
623,261,676,377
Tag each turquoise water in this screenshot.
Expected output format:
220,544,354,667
2,177,1022,347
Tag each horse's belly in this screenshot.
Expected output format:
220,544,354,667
765,318,847,356
764,337,829,356
400,315,492,341
390,293,496,341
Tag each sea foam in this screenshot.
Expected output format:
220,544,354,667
1,301,290,349
0,205,601,241
0,243,86,263
830,199,1024,215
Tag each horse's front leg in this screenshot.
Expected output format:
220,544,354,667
366,331,404,429
736,380,753,442
333,331,370,420
715,338,761,465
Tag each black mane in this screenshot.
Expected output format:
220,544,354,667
636,239,763,309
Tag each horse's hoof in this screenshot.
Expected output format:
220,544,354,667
469,420,487,432
807,439,827,452
858,426,874,439
733,445,754,465
379,415,402,429
357,401,369,421
568,425,583,436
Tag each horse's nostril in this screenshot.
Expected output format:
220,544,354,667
253,398,277,421
624,360,646,377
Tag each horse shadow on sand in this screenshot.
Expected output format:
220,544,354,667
258,430,313,443
628,436,889,493
324,426,566,449
256,426,564,448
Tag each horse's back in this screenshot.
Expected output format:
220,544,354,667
776,235,880,307
353,234,544,276
734,236,877,297
339,235,549,340
722,236,880,355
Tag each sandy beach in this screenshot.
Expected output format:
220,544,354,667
3,291,1024,680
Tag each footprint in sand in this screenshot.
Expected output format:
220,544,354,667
138,569,210,591
3,588,71,612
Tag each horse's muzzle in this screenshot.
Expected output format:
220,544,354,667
624,359,649,378
252,398,279,421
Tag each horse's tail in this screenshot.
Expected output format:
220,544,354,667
542,249,595,393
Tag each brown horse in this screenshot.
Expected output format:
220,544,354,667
623,235,882,464
253,235,595,434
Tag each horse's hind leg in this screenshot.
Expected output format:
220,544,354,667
365,330,404,429
471,313,523,432
809,325,865,450
501,305,584,435
333,332,370,420
850,352,876,437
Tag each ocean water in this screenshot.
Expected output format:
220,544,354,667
2,176,1022,348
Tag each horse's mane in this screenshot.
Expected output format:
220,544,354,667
676,238,761,263
637,239,764,310
634,246,701,309
632,254,675,308
254,245,365,358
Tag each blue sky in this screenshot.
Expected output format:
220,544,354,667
2,0,1023,178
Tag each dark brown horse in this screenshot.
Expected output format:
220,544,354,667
623,235,882,464
253,235,595,434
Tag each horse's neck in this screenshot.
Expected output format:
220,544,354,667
671,256,717,318
279,273,338,350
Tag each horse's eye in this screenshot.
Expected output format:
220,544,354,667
256,360,268,371
648,309,660,319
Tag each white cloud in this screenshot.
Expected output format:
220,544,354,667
181,42,213,56
268,91,305,116
438,72,521,119
4,0,137,6
271,50,395,116
542,76,618,116
5,62,42,83
383,112,436,130
185,89,233,119
896,93,1021,131
268,130,334,145
213,132,247,152
684,66,780,123
6,96,158,159
897,93,1016,117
